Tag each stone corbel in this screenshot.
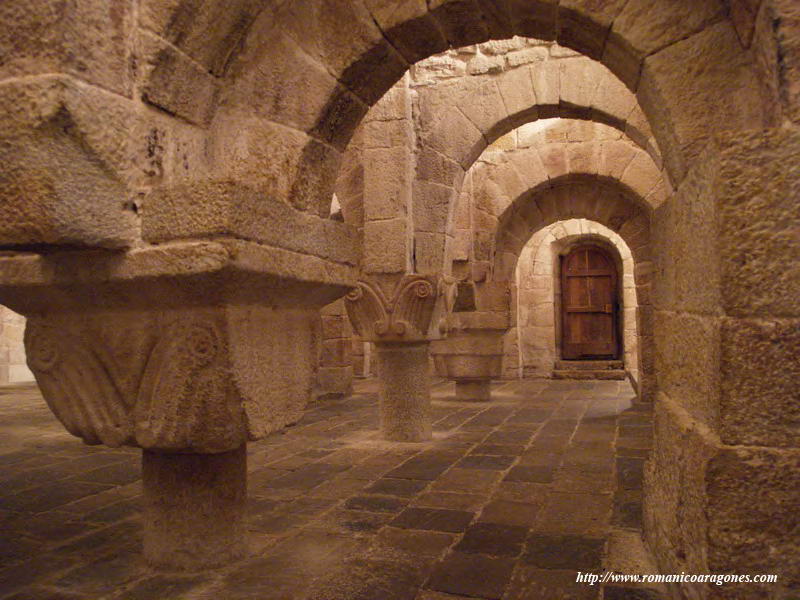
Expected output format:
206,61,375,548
344,274,455,343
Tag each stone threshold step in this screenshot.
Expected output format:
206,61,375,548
552,369,627,380
554,360,623,370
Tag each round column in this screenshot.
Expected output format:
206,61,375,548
375,341,432,442
455,379,492,402
142,445,247,569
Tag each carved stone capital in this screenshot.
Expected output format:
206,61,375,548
0,236,357,453
344,275,455,343
24,305,321,454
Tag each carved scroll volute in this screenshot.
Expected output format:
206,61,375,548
134,317,246,453
25,318,134,448
344,281,389,340
391,276,435,339
24,311,249,454
345,275,455,342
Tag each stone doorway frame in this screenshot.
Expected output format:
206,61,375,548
553,237,625,363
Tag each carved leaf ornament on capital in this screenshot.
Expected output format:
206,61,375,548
345,275,455,342
24,314,244,453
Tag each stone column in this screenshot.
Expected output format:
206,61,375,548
0,65,360,570
23,304,325,569
345,275,453,442
142,446,246,569
375,341,431,441
316,299,354,400
0,242,355,570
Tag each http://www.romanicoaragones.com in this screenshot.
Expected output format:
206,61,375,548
576,571,779,586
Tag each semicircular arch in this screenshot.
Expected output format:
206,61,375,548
157,0,773,223
492,174,652,282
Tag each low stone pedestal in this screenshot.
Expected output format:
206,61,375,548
142,446,247,569
455,380,492,402
431,328,506,403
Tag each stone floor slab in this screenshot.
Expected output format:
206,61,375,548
478,499,541,528
522,534,605,570
457,455,517,471
454,522,528,557
390,507,475,533
363,478,429,498
0,378,655,600
426,552,516,599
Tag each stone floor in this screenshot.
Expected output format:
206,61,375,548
0,377,665,600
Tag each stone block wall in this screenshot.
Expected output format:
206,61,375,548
315,299,353,400
645,128,800,599
0,307,33,384
407,37,663,277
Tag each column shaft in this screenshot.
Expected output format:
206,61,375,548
142,445,247,569
375,342,432,442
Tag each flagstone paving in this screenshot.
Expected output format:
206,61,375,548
0,378,665,599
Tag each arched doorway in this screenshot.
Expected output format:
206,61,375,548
559,244,620,360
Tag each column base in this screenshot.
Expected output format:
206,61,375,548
142,445,247,570
455,379,492,402
375,342,432,442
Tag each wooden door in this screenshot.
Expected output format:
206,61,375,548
561,245,618,359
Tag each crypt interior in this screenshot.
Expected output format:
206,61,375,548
0,1,798,599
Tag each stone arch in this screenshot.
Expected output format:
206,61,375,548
338,48,665,273
422,115,667,274
343,92,657,229
95,0,778,256
187,0,776,229
510,221,639,382
341,71,663,272
472,123,666,216
456,120,662,281
413,51,661,179
491,174,654,398
493,174,651,280
0,2,793,587
2,2,780,260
